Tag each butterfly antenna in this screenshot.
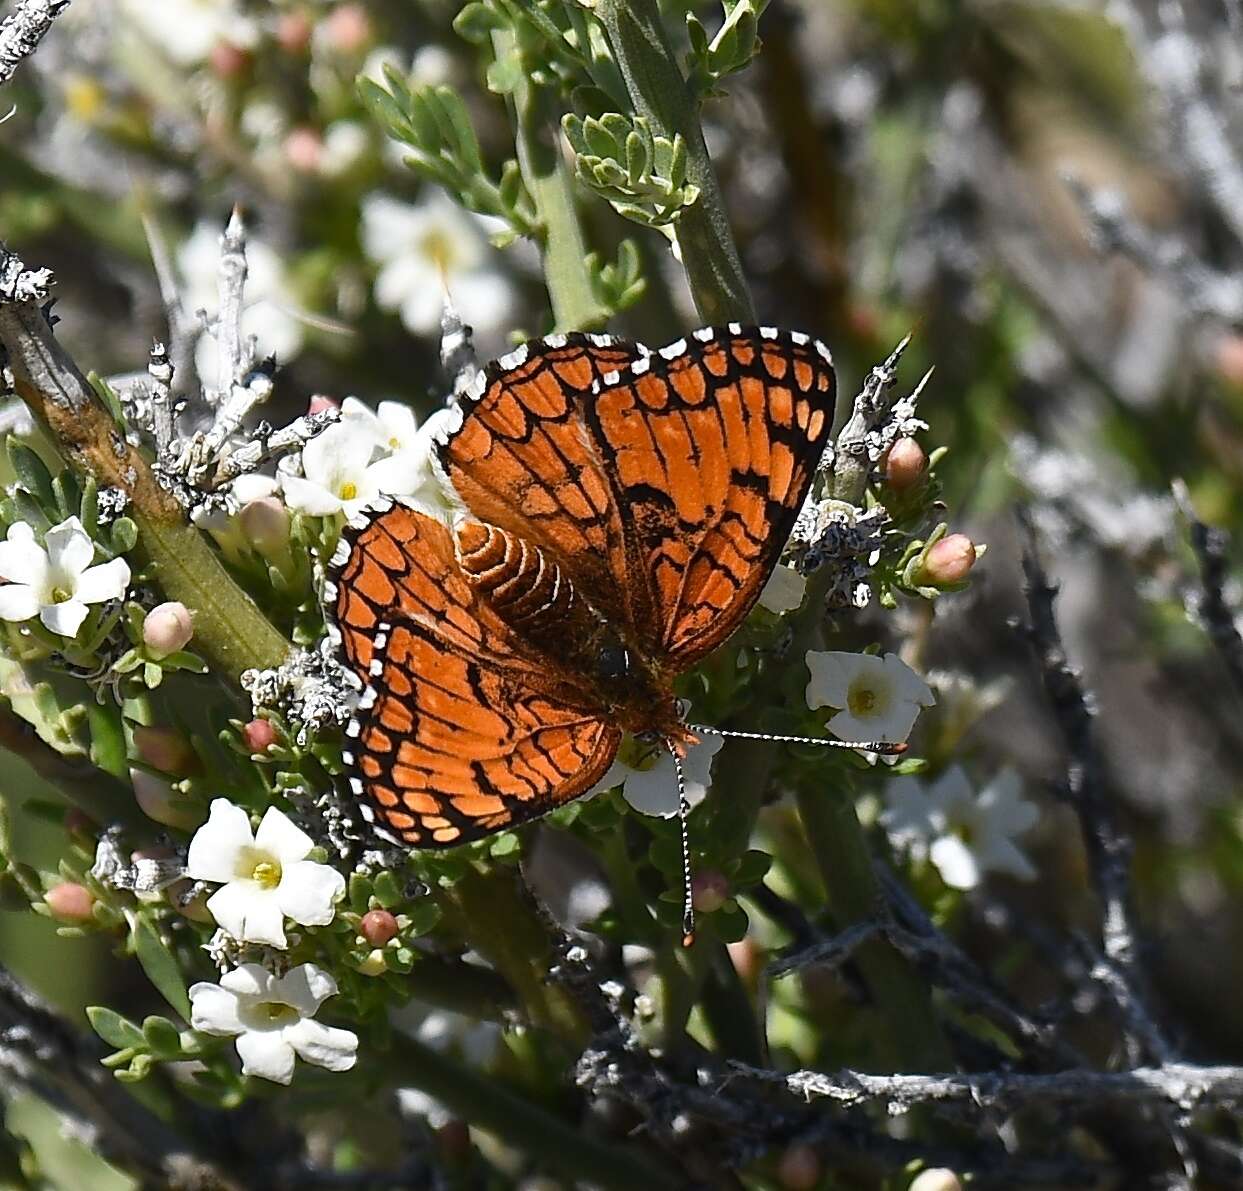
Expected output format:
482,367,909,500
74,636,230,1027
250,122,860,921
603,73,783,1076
666,739,696,948
687,723,908,756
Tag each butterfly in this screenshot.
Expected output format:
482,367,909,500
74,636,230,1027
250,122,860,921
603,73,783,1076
324,324,839,862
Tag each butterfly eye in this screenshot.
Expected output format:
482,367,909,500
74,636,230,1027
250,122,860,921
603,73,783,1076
597,643,630,681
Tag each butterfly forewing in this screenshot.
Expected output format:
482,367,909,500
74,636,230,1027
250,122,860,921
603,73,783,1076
330,326,836,847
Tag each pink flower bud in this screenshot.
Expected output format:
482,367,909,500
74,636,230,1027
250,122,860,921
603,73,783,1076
284,127,323,172
45,882,95,923
690,869,729,913
1215,334,1243,389
777,1143,822,1191
131,769,202,831
143,602,193,659
242,719,278,753
63,808,95,837
308,394,339,415
239,497,290,552
133,726,197,776
919,534,978,586
275,10,313,53
324,4,373,53
360,908,399,946
208,41,251,79
884,437,927,491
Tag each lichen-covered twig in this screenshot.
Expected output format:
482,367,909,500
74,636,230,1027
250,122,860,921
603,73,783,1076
0,0,68,87
1017,510,1167,1062
0,240,291,681
1172,480,1243,700
727,1059,1243,1113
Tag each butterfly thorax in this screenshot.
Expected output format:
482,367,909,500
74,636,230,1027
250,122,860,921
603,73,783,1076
455,519,681,734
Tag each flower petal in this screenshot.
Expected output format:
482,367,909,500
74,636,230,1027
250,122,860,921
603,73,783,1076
585,757,632,798
0,523,48,587
280,473,344,516
758,564,806,614
285,1018,358,1073
254,806,314,863
208,883,288,947
44,517,93,578
276,860,345,927
882,653,936,707
0,584,41,622
620,755,681,818
680,735,723,801
805,650,874,710
75,558,131,605
186,799,255,883
219,963,273,1001
301,421,374,488
189,982,244,1035
273,963,338,1015
39,599,89,638
365,451,420,497
929,835,982,891
235,1030,296,1084
377,401,418,450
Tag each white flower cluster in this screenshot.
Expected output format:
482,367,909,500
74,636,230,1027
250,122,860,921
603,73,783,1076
280,397,456,522
184,799,356,1083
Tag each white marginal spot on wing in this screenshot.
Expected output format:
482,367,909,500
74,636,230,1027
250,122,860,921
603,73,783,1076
341,749,354,764
329,538,351,567
815,340,833,363
658,337,688,360
369,659,383,676
351,779,366,797
790,330,810,345
544,332,567,349
346,718,361,737
759,326,778,339
631,356,651,375
727,321,742,334
497,342,529,371
693,326,714,342
358,687,377,709
602,369,621,385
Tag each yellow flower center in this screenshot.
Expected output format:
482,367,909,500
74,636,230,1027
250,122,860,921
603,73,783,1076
339,481,358,501
847,682,878,718
257,1001,298,1026
419,229,454,273
50,586,73,604
252,860,282,890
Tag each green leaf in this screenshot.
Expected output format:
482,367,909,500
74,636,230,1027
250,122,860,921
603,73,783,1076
453,1,504,43
141,1015,183,1056
404,899,442,936
372,869,402,909
87,1005,146,1050
110,516,137,554
88,702,127,780
6,440,56,511
126,910,191,1019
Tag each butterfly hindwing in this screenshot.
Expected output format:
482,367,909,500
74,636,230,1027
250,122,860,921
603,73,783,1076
326,502,622,846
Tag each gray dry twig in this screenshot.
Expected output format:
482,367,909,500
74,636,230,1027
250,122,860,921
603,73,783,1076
0,0,68,87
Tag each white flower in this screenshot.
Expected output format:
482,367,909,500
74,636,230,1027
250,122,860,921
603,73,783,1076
321,121,370,177
185,800,345,948
588,734,724,817
177,222,304,390
805,651,935,745
190,963,357,1084
280,420,415,519
881,766,1038,890
0,518,130,638
360,190,514,338
119,0,258,66
341,397,420,456
758,564,806,614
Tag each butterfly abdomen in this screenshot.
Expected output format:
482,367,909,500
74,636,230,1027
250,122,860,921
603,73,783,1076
455,520,576,632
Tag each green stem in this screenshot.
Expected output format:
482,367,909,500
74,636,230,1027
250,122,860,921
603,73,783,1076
699,939,764,1064
595,0,756,325
496,30,609,332
794,782,953,1073
0,297,292,685
388,1033,683,1190
449,866,586,1041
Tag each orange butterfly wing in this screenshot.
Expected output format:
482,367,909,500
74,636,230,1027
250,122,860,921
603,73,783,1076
441,326,836,669
584,327,835,665
326,502,621,846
